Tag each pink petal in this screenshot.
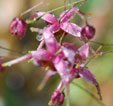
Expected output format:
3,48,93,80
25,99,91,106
60,22,81,37
46,23,60,34
31,49,52,62
62,47,75,63
79,43,89,60
79,68,98,86
79,68,102,100
30,12,58,24
62,43,77,52
59,8,79,23
43,31,58,54
53,57,71,82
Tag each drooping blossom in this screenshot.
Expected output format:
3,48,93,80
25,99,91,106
49,90,65,106
81,25,95,40
10,17,28,39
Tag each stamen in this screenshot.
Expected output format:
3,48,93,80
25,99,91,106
45,66,50,71
75,63,80,69
37,84,44,91
27,58,34,63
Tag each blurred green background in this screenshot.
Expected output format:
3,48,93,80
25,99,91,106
0,0,113,106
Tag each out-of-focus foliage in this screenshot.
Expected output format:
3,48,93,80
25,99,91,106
0,0,113,106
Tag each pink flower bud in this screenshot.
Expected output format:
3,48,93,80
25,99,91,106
50,90,65,106
81,25,95,40
0,60,4,72
9,17,28,39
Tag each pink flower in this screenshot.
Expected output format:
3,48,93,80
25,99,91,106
10,17,28,39
49,90,65,106
30,8,81,38
81,25,95,40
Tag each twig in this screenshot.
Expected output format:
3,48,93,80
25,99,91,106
0,45,25,55
20,0,45,17
89,40,113,46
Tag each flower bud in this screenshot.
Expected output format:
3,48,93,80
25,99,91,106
81,25,95,40
50,90,65,106
0,60,4,72
9,17,27,39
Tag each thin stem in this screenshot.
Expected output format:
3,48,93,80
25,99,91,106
68,0,73,8
72,82,106,106
26,0,85,24
20,0,45,17
83,45,103,68
64,0,67,10
89,40,113,46
0,45,25,55
59,32,66,44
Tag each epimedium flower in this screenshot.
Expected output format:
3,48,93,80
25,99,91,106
3,5,102,106
9,17,28,39
29,8,82,39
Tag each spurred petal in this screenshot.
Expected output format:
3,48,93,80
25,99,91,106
79,43,90,60
79,68,98,86
59,8,79,23
79,68,102,100
60,22,81,37
30,12,58,24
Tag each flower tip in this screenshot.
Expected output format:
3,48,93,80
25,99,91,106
37,85,43,91
48,102,51,106
1,64,5,67
28,51,31,53
30,27,34,32
66,103,70,106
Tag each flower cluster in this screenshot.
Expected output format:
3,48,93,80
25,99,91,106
1,6,102,106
